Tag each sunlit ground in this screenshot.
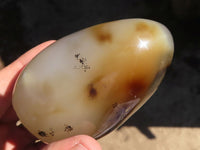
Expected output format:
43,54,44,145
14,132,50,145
99,127,200,150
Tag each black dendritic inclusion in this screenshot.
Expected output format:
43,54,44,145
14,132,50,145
74,53,90,72
49,128,55,136
64,125,73,132
75,53,80,59
38,131,47,137
38,129,55,137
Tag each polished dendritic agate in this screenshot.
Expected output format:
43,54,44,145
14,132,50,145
12,19,174,143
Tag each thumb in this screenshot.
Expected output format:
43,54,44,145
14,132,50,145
43,135,102,150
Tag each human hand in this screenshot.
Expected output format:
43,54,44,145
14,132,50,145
0,41,102,150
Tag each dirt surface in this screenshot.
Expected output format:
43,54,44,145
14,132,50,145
99,127,200,150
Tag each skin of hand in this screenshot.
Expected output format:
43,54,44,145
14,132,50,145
0,41,102,150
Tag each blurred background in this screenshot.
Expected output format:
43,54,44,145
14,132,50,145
0,0,200,149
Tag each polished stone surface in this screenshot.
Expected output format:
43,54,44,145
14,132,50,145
12,19,173,143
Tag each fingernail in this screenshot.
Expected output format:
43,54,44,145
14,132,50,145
70,144,88,150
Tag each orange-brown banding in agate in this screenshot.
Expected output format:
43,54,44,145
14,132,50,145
135,21,158,37
125,77,150,99
92,24,112,43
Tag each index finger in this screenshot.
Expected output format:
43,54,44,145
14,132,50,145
0,40,55,118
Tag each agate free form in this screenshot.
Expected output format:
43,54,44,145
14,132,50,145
12,19,174,143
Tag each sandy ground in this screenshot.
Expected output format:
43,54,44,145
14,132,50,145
99,127,200,150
